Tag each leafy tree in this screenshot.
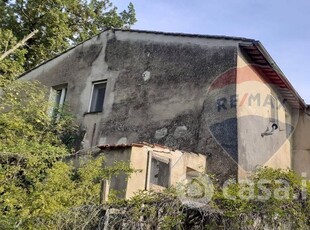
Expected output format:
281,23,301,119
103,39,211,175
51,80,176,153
0,81,71,225
0,29,27,86
0,80,134,229
1,0,137,70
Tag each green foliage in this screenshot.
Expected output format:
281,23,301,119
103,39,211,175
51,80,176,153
0,80,134,229
22,157,134,229
88,168,310,229
104,189,185,230
0,29,27,86
209,167,310,229
0,155,134,229
0,80,71,228
0,81,74,150
1,0,137,70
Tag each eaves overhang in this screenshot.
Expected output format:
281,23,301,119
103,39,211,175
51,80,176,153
239,42,306,110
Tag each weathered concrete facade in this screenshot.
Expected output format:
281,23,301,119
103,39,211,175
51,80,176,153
19,29,309,181
293,110,310,176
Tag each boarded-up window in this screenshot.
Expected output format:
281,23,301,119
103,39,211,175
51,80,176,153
150,157,169,187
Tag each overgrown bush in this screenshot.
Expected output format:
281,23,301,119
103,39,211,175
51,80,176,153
42,167,310,230
0,81,134,229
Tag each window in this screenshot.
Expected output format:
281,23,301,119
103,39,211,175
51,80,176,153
89,81,107,113
186,167,200,182
51,85,67,120
55,88,67,109
150,157,170,187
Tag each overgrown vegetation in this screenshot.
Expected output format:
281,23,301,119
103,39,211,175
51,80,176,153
211,167,310,229
0,80,134,229
1,1,310,229
55,168,310,230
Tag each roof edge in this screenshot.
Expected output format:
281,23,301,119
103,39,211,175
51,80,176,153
113,28,257,42
254,41,307,109
18,28,256,79
97,142,203,155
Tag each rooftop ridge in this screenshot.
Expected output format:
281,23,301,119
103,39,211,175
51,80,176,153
18,28,256,78
113,28,257,42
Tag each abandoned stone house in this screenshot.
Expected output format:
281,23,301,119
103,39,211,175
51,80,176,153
19,29,310,187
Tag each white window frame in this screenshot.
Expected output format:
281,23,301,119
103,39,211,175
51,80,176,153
57,88,67,109
88,80,107,113
48,84,67,120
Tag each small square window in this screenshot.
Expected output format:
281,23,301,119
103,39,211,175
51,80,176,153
186,167,200,180
150,157,170,187
90,81,107,113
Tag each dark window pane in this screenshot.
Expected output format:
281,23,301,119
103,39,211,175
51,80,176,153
90,82,106,112
95,87,105,111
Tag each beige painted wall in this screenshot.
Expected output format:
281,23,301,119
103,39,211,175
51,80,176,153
102,148,132,199
104,145,206,199
293,111,310,177
237,51,293,179
125,146,149,198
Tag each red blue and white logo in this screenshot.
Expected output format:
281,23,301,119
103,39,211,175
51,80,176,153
204,63,299,172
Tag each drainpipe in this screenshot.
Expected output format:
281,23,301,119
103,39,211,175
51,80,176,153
145,150,151,190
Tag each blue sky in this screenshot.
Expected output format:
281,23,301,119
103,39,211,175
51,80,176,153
113,0,310,102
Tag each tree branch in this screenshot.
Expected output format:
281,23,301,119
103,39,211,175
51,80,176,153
0,29,38,61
